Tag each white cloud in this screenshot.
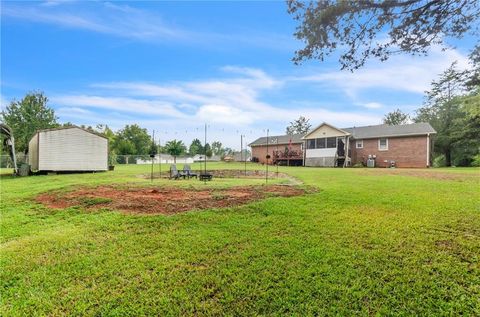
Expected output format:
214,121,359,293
2,2,187,41
1,2,297,51
361,102,383,109
52,66,381,143
292,46,470,97
51,95,187,119
40,1,75,7
196,104,255,125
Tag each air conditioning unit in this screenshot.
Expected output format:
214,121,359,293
367,158,375,168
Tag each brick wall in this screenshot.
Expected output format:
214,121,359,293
350,135,429,168
251,143,303,164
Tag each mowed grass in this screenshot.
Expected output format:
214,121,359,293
1,163,479,316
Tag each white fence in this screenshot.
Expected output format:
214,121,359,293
135,155,194,165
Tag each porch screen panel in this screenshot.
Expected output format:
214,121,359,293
326,137,336,148
316,138,326,149
307,139,316,149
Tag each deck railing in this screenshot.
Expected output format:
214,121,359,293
272,150,303,160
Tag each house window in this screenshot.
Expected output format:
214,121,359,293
316,138,326,148
307,139,316,149
326,137,336,148
356,140,363,149
378,138,388,151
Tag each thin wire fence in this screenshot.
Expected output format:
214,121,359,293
0,153,27,169
0,153,251,168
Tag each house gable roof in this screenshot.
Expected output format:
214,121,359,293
302,122,350,139
248,133,304,147
248,122,437,147
343,122,436,139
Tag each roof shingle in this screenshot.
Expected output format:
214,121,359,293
248,134,303,146
343,122,436,139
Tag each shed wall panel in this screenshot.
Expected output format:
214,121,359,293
38,128,108,171
28,133,39,171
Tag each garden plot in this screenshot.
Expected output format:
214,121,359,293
36,184,308,215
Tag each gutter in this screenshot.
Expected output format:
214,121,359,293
351,132,437,140
426,133,430,167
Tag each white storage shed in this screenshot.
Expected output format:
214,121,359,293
28,126,108,172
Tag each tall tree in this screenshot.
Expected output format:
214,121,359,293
149,138,157,157
204,143,213,158
95,124,116,148
286,116,312,135
415,63,468,166
189,138,203,155
1,92,58,152
113,124,151,155
466,44,480,89
223,147,234,156
165,139,186,163
288,0,480,70
95,124,117,165
383,109,410,125
211,141,224,156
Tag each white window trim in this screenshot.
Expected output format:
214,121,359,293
378,138,388,151
356,140,363,149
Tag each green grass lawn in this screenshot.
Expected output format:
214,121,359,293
1,163,479,316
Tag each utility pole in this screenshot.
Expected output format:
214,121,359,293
244,136,247,176
276,138,279,177
158,137,161,179
151,130,155,182
266,129,269,184
240,134,243,167
204,123,207,184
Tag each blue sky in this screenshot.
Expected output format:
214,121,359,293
1,1,473,148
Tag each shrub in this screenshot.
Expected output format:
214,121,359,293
433,155,446,167
472,154,480,167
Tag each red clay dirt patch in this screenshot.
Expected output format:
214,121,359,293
36,185,308,215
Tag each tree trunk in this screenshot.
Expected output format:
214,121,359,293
174,156,176,164
445,149,452,167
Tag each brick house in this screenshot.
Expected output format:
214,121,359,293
249,122,436,168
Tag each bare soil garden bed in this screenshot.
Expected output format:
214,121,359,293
36,184,308,215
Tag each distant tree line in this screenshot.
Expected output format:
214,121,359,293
0,94,235,164
382,47,480,167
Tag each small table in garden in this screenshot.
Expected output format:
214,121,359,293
199,174,213,181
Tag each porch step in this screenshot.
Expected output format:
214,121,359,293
336,158,345,167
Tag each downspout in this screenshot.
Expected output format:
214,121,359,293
344,136,349,167
303,140,306,166
426,133,430,168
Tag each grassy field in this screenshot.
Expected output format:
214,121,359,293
1,163,479,316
